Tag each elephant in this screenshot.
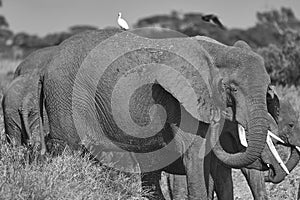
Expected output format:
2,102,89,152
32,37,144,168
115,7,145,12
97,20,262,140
167,98,300,200
2,46,55,148
37,28,280,200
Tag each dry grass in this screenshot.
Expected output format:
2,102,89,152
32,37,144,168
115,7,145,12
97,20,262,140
0,115,147,200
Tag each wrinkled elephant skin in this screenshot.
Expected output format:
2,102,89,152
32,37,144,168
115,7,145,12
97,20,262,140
2,46,54,148
38,28,274,200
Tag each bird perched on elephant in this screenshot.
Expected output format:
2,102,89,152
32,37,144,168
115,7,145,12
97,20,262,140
2,46,55,149
37,28,280,200
167,97,300,200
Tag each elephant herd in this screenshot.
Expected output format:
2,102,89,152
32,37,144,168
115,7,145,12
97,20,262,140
2,28,300,200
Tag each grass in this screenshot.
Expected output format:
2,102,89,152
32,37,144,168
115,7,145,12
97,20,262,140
1,59,300,199
0,115,147,200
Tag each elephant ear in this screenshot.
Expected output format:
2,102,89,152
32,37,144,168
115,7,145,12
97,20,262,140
233,40,252,51
73,31,217,150
267,85,280,124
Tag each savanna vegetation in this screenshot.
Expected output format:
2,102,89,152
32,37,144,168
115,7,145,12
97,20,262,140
0,1,300,199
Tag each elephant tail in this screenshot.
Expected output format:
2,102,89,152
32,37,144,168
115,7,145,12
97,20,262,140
38,76,47,156
20,93,33,145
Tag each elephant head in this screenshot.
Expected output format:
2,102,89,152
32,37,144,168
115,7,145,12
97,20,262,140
263,98,300,183
222,90,300,183
196,37,274,168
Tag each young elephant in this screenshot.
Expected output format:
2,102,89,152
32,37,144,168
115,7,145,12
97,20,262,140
167,99,300,200
2,46,55,147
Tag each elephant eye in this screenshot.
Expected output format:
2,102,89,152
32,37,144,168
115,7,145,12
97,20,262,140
289,123,294,128
230,85,238,93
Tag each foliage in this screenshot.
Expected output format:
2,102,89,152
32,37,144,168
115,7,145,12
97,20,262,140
0,1,12,47
135,8,300,48
256,7,298,26
0,15,8,28
257,25,300,86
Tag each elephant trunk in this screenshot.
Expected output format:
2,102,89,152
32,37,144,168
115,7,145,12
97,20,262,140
265,147,300,183
211,89,269,168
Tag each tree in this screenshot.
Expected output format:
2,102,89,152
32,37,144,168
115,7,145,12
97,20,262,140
257,7,296,24
0,15,8,28
257,26,300,86
0,0,8,28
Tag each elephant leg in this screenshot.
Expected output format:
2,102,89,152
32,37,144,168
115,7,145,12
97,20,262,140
140,170,164,200
210,153,233,200
297,182,300,200
4,117,23,146
205,156,215,200
207,172,215,200
241,168,268,200
169,174,187,200
183,137,210,200
136,154,165,200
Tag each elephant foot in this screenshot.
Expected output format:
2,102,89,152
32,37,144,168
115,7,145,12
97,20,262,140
46,138,69,156
166,174,187,200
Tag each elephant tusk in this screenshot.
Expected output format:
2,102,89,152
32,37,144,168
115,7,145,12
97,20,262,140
238,124,248,147
266,134,290,175
296,146,300,152
268,130,285,144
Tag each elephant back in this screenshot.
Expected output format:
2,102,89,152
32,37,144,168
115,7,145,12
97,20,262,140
14,46,57,78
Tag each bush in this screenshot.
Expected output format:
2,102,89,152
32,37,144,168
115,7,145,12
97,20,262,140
257,29,300,86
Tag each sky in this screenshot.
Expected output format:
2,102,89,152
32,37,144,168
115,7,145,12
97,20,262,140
1,0,300,36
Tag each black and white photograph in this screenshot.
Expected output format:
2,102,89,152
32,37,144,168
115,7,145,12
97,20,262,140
0,0,300,199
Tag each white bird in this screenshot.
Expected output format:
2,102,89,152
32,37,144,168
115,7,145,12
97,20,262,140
117,12,129,30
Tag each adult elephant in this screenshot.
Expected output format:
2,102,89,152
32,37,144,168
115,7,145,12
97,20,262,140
38,28,275,200
167,98,300,200
2,46,55,148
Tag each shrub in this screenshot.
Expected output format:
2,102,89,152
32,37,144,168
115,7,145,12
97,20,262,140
257,29,300,86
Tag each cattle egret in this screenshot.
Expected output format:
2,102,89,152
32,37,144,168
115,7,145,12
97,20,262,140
202,14,226,30
117,12,129,30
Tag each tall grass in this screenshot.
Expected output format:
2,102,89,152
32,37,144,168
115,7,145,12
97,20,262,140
0,117,147,200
